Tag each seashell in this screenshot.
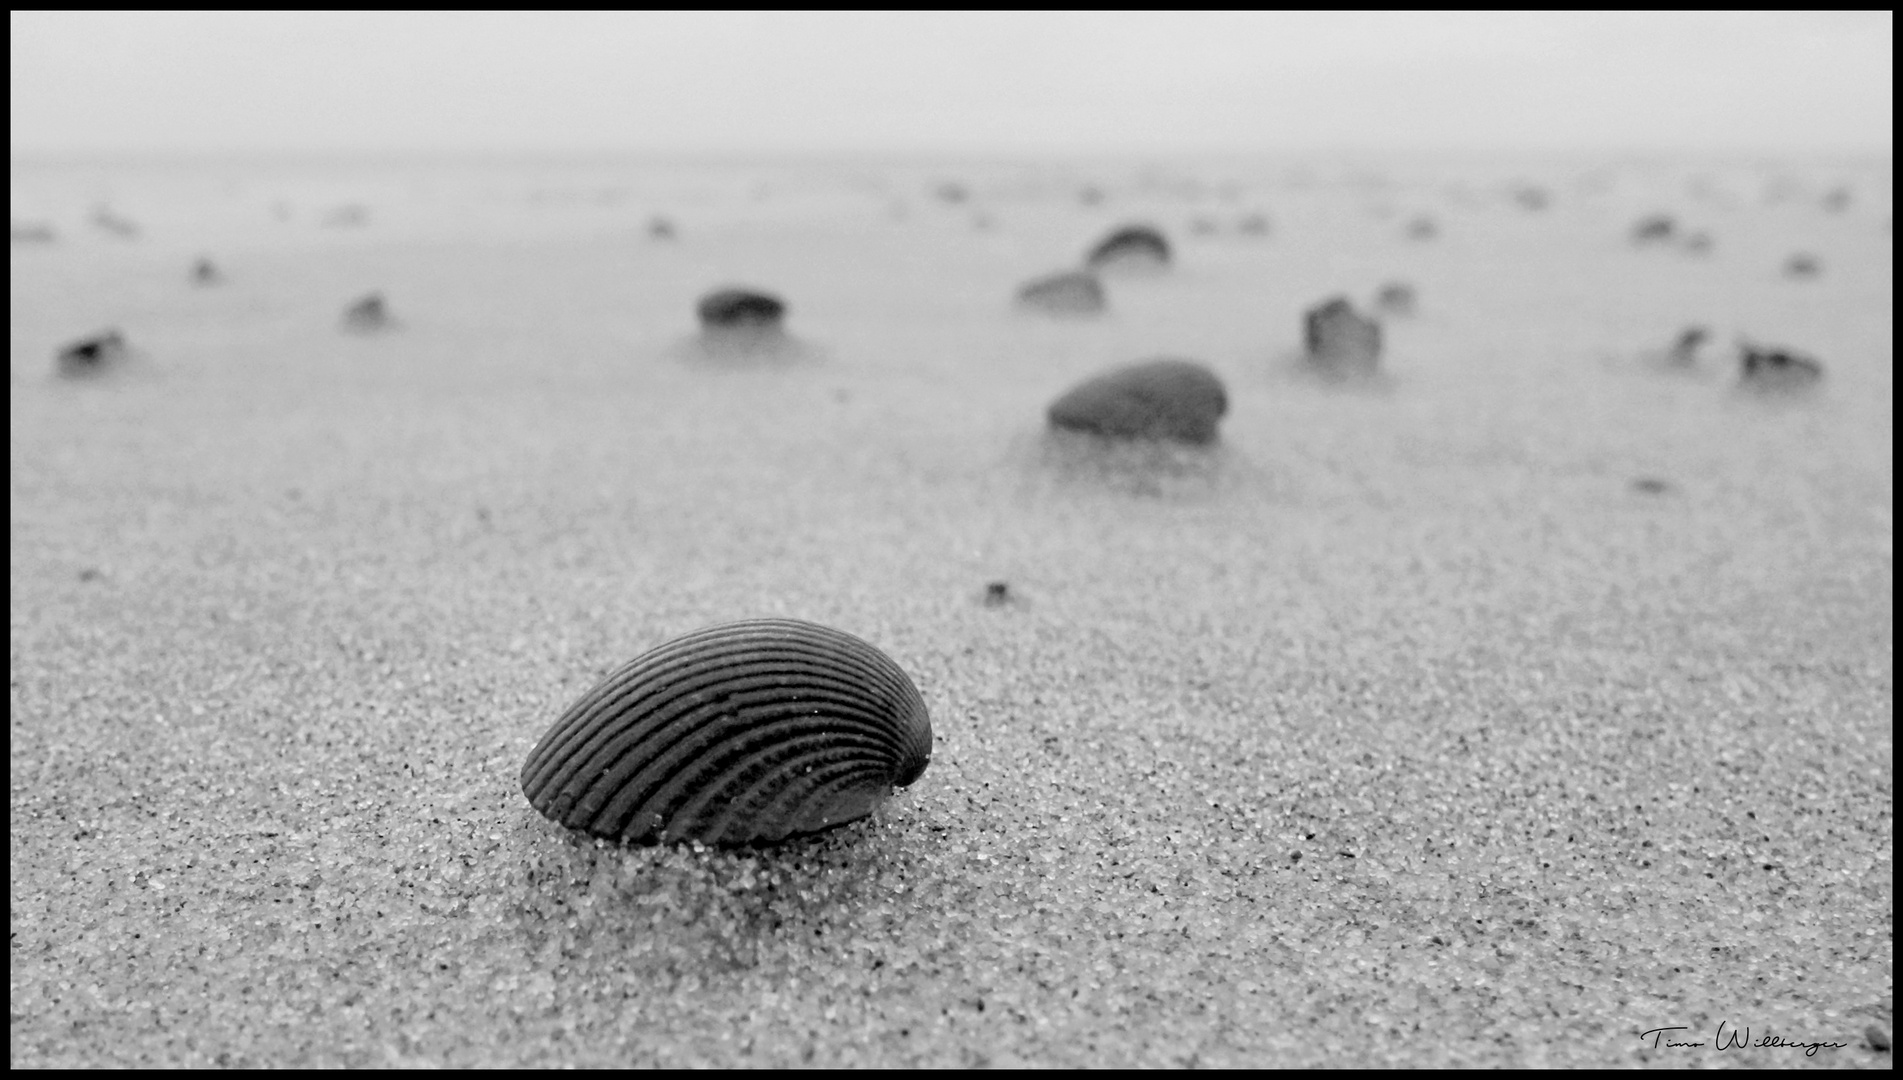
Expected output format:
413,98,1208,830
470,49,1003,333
1738,341,1823,390
342,291,393,332
521,618,932,846
1303,296,1381,376
1084,224,1169,271
697,287,786,331
56,329,128,377
1047,357,1227,445
1016,269,1104,315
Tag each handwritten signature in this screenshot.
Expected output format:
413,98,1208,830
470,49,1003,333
1640,1022,1848,1058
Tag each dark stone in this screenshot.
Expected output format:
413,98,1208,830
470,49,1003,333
983,582,1011,607
1739,342,1823,389
1783,252,1821,278
191,257,221,285
1016,270,1105,315
1047,358,1227,444
1303,297,1381,375
934,182,970,205
648,216,677,240
1373,281,1417,317
1631,214,1676,243
1511,184,1550,211
1404,215,1438,241
1630,477,1673,495
1085,224,1170,270
342,292,393,332
1666,326,1707,366
57,330,128,377
697,287,786,330
1867,1024,1891,1053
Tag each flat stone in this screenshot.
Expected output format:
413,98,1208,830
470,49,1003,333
1016,270,1105,315
697,287,785,330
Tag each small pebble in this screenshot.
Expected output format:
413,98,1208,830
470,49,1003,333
1866,1024,1891,1052
983,582,1011,607
1631,214,1676,243
341,292,393,332
1303,297,1381,376
1783,252,1821,279
1739,341,1824,389
56,330,129,377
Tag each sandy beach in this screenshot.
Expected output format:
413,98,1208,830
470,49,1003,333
9,153,1893,1066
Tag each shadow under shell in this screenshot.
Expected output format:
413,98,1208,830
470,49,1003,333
521,618,932,846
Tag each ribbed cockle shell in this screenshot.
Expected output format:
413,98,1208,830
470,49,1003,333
521,619,932,845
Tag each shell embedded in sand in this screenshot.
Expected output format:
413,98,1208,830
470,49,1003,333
697,287,786,330
1084,224,1170,270
521,618,932,846
1047,358,1228,444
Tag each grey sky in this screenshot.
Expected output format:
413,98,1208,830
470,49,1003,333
9,11,1893,157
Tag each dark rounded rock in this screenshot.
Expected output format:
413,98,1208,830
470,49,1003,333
1739,342,1823,389
647,215,677,240
1084,224,1170,270
1016,270,1105,315
1303,297,1382,375
56,329,128,377
342,292,393,332
697,287,786,330
1047,358,1227,444
191,257,221,285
